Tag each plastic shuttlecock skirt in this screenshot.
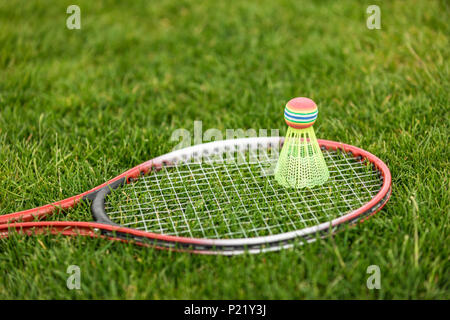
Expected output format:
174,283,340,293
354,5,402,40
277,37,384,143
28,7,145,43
275,126,329,188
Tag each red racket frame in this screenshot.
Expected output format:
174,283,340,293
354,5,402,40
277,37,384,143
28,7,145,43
0,139,391,254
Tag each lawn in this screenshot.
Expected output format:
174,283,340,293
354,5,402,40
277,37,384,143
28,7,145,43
0,0,448,299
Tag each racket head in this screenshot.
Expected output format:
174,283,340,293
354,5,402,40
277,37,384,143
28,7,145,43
85,137,391,254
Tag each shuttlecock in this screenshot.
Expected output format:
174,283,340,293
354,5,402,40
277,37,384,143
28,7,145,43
274,97,329,188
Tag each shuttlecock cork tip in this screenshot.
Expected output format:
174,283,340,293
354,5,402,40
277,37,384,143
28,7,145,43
284,97,318,129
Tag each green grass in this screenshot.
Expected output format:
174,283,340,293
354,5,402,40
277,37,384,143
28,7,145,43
0,0,448,299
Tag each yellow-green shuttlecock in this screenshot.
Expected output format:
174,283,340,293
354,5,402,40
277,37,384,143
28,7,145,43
274,97,329,188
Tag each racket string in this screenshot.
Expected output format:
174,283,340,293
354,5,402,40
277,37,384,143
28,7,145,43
104,148,381,239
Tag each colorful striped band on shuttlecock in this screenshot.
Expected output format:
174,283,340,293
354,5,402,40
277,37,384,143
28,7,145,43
284,97,318,129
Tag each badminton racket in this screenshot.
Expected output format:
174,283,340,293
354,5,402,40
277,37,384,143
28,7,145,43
0,137,391,255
